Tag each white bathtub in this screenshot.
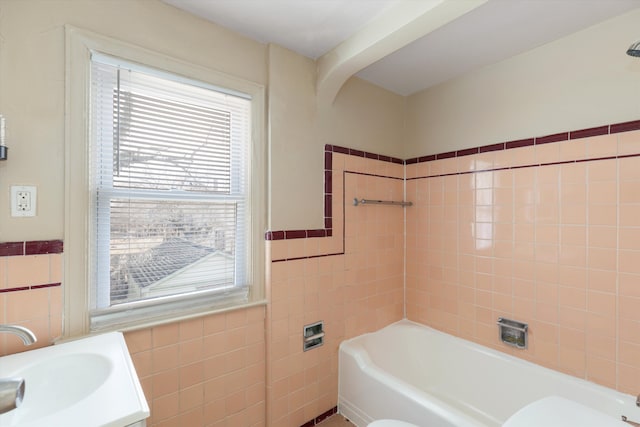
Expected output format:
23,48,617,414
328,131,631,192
338,319,640,426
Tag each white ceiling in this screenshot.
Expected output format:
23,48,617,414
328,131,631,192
163,0,640,96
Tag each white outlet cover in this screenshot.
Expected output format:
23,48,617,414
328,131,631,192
10,185,36,217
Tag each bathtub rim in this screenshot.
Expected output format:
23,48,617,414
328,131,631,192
338,318,637,426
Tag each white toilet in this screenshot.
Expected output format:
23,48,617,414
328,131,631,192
367,420,419,427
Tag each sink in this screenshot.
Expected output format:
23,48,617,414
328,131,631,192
0,332,149,427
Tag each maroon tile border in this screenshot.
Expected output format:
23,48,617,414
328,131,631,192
0,240,63,256
0,286,29,293
535,132,568,145
25,240,63,255
266,118,640,245
0,242,24,257
569,125,609,140
299,406,338,427
0,282,61,294
437,150,456,159
505,138,534,150
480,142,505,153
611,119,640,134
405,118,640,165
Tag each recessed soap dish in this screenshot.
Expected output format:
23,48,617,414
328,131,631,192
497,317,528,349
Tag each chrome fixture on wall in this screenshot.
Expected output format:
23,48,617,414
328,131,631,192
353,198,413,207
628,40,640,57
497,317,528,349
303,321,325,351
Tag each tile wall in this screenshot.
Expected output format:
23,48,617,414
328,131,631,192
265,147,405,426
406,122,640,394
5,121,640,426
0,240,63,355
0,146,407,427
124,306,266,427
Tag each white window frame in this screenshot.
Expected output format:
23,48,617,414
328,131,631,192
64,26,266,337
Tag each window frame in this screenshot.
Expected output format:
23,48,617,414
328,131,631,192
64,26,266,337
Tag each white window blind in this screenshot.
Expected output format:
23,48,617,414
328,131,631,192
89,53,252,329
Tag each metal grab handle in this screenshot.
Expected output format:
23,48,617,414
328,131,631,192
497,318,528,333
304,332,325,343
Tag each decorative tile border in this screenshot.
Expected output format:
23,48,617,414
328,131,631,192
0,240,64,294
0,239,63,256
405,119,640,164
299,406,338,427
0,282,61,294
409,152,640,181
270,169,403,263
265,118,640,245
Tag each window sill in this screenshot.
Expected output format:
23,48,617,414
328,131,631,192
91,297,267,334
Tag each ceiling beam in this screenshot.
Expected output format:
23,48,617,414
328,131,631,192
316,0,488,105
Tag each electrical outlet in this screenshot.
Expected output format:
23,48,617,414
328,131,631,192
11,186,36,217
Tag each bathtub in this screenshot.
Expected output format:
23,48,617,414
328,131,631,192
338,320,640,426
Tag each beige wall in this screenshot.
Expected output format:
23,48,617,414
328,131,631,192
0,0,405,238
267,45,321,231
268,45,405,231
0,0,266,242
405,8,640,158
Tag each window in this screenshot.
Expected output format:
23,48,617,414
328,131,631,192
65,27,265,335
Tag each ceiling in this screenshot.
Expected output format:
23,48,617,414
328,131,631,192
163,0,640,96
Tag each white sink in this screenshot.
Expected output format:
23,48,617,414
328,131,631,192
0,332,149,427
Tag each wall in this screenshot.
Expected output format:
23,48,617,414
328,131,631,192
5,1,640,426
266,44,407,426
402,6,640,397
405,8,640,158
0,2,270,425
0,2,406,427
268,44,406,231
0,241,62,355
0,0,266,243
266,147,405,426
124,306,265,427
406,122,640,394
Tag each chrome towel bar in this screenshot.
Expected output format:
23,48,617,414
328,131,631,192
353,198,412,207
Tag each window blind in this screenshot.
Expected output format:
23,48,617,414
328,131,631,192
89,53,251,324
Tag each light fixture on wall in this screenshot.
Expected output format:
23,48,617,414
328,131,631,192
628,40,640,57
0,115,7,160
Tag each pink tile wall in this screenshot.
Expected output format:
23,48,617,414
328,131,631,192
266,151,405,426
406,128,640,394
0,241,63,355
7,123,640,427
0,240,266,427
125,306,266,427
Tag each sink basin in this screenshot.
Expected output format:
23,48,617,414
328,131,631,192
0,332,149,427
